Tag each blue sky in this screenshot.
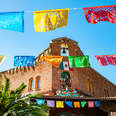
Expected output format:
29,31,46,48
0,0,116,84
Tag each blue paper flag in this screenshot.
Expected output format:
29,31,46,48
65,101,73,108
14,56,35,67
36,99,45,105
0,11,24,32
94,101,100,107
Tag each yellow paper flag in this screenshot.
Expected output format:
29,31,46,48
56,101,64,108
0,56,6,64
33,8,69,32
40,56,63,68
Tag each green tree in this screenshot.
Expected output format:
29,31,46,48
0,75,49,116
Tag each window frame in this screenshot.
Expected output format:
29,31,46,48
35,76,40,90
28,77,33,92
87,79,94,94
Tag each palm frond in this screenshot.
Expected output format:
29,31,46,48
15,83,26,95
2,75,9,98
0,76,49,116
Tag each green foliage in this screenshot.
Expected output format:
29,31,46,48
2,75,9,98
0,75,49,116
0,79,3,91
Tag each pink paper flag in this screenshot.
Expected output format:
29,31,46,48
95,55,108,66
88,101,94,108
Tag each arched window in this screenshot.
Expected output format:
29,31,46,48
104,86,109,97
60,43,69,56
87,79,94,94
35,76,40,90
90,80,94,94
60,72,71,89
104,89,109,97
28,77,33,91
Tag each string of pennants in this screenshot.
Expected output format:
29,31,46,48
35,99,101,108
0,55,116,68
0,5,116,32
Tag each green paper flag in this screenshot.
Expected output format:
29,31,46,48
68,55,89,68
68,56,76,67
75,55,89,67
81,101,87,108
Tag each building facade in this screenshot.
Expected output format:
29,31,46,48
0,37,116,116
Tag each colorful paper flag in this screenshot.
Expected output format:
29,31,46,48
33,8,69,32
68,56,76,68
68,55,89,68
81,101,87,108
95,55,116,66
83,5,116,24
40,56,63,68
56,101,64,108
14,56,35,67
63,61,69,70
59,61,69,70
36,99,45,105
106,55,116,65
94,101,100,107
75,55,89,67
95,55,108,66
73,101,80,108
0,55,6,65
88,101,94,108
47,100,55,107
112,56,116,65
65,101,73,108
0,12,24,32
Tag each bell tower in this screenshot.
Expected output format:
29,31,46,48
49,37,86,97
48,37,84,56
